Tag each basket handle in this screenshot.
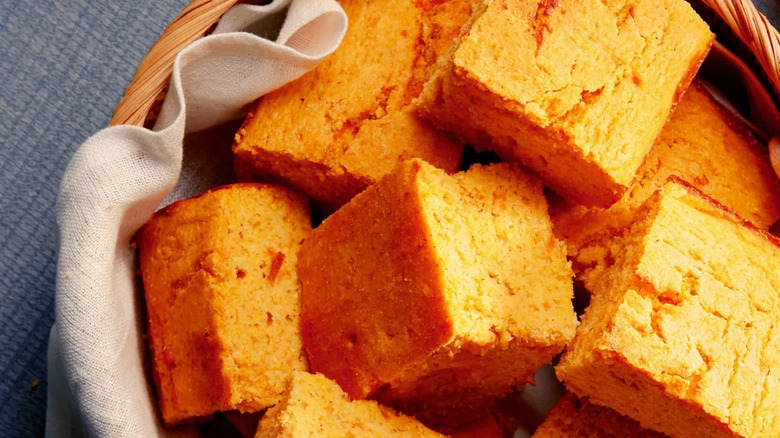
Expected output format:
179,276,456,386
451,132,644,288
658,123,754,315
109,0,241,127
699,0,780,98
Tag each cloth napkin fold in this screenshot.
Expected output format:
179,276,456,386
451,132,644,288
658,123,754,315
46,2,347,436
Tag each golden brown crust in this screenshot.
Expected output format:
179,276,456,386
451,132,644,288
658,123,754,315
557,180,780,437
255,372,446,437
232,0,474,211
532,394,667,437
141,236,231,425
417,0,714,208
298,160,454,399
552,80,780,277
666,175,780,249
299,159,577,429
138,183,312,425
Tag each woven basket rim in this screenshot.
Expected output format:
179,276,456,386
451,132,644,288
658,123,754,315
109,0,241,127
698,0,780,98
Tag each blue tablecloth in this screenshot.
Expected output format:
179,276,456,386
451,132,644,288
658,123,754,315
0,2,187,437
0,1,777,437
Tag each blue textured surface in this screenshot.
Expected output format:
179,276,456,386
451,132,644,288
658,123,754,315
0,1,777,438
0,2,186,437
756,0,779,25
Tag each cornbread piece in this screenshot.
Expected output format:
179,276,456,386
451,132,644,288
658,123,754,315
137,184,312,425
232,0,474,211
552,80,780,273
254,372,445,438
532,393,665,437
298,159,578,426
556,179,780,438
417,0,714,207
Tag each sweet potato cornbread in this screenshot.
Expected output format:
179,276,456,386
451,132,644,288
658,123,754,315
233,0,474,211
136,184,311,425
557,179,780,438
255,372,445,437
552,80,780,274
417,0,714,207
297,159,577,426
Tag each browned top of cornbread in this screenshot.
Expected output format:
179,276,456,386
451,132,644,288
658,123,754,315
559,179,780,437
137,183,311,424
552,80,780,270
376,161,577,428
449,0,713,191
232,0,473,206
532,394,666,437
254,372,445,437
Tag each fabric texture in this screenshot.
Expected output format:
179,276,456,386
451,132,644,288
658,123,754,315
0,2,188,437
45,1,347,436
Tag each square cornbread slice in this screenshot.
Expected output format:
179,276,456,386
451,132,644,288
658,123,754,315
417,0,714,207
532,393,666,437
136,184,312,425
232,0,474,211
298,159,578,426
255,372,445,437
552,79,780,274
556,179,780,438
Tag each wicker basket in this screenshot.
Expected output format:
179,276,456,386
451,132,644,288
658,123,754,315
700,0,780,99
107,0,780,433
109,0,242,127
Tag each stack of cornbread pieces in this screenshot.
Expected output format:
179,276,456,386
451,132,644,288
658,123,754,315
136,0,780,436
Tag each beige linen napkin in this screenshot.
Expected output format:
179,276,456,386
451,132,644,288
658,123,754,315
46,1,347,436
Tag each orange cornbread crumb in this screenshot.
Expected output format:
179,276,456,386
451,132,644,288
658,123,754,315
557,179,780,437
417,0,713,207
233,0,474,211
553,80,780,274
532,393,665,437
137,184,311,425
255,372,445,437
298,159,577,426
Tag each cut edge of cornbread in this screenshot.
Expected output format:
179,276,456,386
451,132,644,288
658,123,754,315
298,159,455,400
137,183,312,425
557,177,780,438
232,142,373,212
254,372,446,438
531,393,667,437
299,159,577,428
232,0,475,211
552,79,780,277
385,161,576,427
